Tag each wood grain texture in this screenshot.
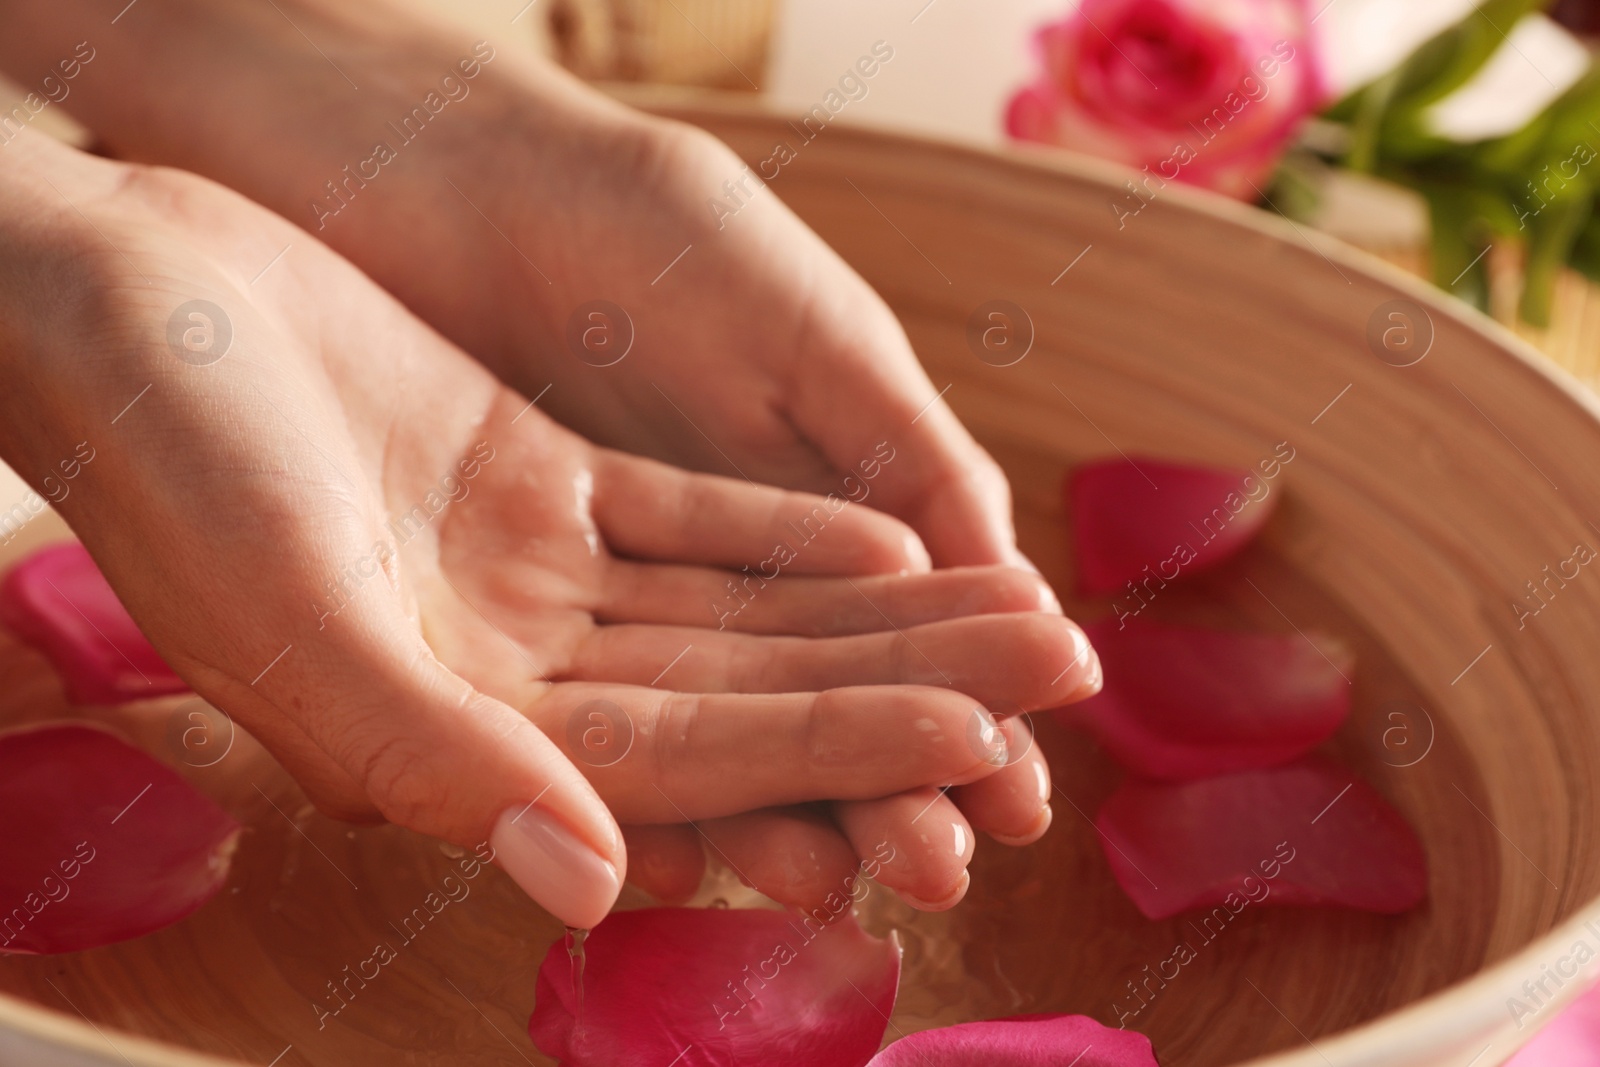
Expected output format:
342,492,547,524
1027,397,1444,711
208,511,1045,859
2,96,1600,1066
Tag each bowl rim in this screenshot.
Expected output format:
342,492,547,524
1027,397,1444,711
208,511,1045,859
642,91,1600,1067
4,91,1597,1067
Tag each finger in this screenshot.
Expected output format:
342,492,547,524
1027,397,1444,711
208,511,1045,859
699,807,861,913
835,788,975,911
885,405,1021,571
950,716,1053,845
569,613,1101,711
598,562,1061,636
621,823,705,905
589,447,931,575
525,683,1002,823
784,303,1020,568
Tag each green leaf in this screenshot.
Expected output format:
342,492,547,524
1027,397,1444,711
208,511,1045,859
1267,149,1325,223
1357,0,1551,163
1519,186,1591,326
1424,184,1494,310
1570,207,1600,285
1478,64,1600,178
1387,0,1549,109
1344,70,1400,172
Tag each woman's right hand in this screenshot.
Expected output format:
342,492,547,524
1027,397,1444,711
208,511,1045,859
0,131,1101,925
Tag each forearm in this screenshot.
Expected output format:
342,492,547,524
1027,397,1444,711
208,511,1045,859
0,0,662,384
0,137,142,520
0,0,363,180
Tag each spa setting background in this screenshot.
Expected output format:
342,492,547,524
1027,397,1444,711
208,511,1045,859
4,1,1600,1065
3,0,1597,454
418,0,1600,378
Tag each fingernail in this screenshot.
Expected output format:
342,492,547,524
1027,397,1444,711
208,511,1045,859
1064,626,1103,700
967,706,1010,769
903,531,933,573
1077,650,1104,699
992,804,1053,847
491,803,621,930
894,869,970,912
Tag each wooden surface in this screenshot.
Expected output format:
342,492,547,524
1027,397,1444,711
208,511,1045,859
4,100,1600,1065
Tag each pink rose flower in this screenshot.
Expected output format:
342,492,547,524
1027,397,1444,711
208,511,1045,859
1005,0,1326,199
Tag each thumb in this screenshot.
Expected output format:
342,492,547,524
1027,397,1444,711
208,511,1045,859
204,620,628,931
336,651,628,930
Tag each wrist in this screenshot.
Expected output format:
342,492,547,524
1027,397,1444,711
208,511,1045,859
0,139,134,496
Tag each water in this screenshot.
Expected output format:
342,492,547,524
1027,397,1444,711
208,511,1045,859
565,926,589,1035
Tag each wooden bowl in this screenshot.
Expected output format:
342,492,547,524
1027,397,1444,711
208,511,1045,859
3,96,1600,1066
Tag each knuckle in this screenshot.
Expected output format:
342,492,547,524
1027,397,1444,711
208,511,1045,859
646,692,700,789
802,691,853,772
970,447,1013,507
890,630,933,687
983,566,1055,613
610,116,736,198
353,731,448,831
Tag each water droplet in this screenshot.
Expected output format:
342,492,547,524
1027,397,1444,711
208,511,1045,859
565,926,589,1035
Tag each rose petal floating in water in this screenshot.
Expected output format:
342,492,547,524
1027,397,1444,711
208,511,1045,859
1068,458,1278,596
0,722,240,954
1095,757,1427,919
868,1013,1159,1065
0,542,188,704
1505,977,1600,1065
1063,618,1352,780
529,907,901,1067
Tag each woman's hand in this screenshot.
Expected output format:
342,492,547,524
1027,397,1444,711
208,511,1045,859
0,133,1099,921
0,0,1022,570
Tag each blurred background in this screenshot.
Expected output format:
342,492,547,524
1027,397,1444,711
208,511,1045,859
9,0,1598,382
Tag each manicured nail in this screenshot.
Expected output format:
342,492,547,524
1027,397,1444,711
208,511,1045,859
1064,626,1103,700
491,803,621,930
992,804,1053,847
1077,649,1104,699
903,531,933,573
967,706,1010,769
894,869,970,912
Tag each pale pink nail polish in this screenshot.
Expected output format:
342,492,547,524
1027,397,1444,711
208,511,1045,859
1065,626,1103,699
491,804,621,930
903,531,933,573
992,804,1054,847
894,869,971,911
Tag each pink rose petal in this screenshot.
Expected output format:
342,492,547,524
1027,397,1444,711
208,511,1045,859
1004,83,1062,142
0,542,188,704
1068,458,1279,596
1506,979,1600,1065
1095,757,1427,919
529,907,901,1067
868,1014,1158,1066
0,722,240,954
1062,618,1351,780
